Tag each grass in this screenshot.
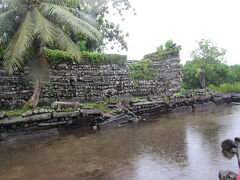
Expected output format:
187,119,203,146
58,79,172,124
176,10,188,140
209,82,240,93
82,102,112,113
5,108,31,116
4,106,51,117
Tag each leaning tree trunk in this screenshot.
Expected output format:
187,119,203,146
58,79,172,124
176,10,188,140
25,43,48,108
27,77,42,108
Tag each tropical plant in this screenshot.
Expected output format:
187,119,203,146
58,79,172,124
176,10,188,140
72,0,134,51
0,0,101,108
189,39,226,88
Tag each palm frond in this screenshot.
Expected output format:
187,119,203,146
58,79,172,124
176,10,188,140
0,9,21,43
32,8,56,44
0,0,20,8
4,12,34,73
42,0,73,6
52,24,81,61
66,7,97,26
39,2,101,40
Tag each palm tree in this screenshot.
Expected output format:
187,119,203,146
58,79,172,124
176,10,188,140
0,0,101,108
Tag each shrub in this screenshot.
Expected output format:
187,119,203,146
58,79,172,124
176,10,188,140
128,59,155,83
44,49,127,65
209,82,240,93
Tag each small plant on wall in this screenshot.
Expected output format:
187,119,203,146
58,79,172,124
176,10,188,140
128,59,155,83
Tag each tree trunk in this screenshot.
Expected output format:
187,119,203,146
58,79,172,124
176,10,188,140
27,77,42,108
199,73,206,88
25,42,48,108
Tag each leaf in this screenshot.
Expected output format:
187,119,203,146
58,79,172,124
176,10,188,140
39,2,101,40
4,12,34,73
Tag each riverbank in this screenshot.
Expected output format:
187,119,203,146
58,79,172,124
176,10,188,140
1,103,240,180
0,89,240,142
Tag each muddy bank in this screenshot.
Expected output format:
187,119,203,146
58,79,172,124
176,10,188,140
0,89,240,142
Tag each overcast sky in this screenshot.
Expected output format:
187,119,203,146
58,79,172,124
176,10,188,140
106,0,240,65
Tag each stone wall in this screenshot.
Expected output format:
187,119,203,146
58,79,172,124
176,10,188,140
0,52,182,110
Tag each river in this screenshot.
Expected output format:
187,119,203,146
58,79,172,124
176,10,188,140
0,104,240,180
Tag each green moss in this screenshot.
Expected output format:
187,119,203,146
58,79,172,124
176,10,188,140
44,49,127,65
5,108,31,116
82,102,112,113
63,108,75,112
5,106,51,117
162,96,170,102
173,88,187,97
128,59,155,83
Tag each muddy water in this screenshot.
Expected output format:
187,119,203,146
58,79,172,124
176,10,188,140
1,105,240,180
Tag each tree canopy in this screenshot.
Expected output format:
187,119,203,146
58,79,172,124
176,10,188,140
182,39,240,89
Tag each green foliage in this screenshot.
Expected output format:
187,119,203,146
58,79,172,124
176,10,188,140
156,40,182,53
128,59,155,83
5,106,51,116
191,39,226,62
230,65,240,82
173,88,187,97
209,82,240,93
1,0,100,73
162,96,170,102
182,60,235,89
146,40,182,61
182,39,228,89
44,49,127,65
5,108,31,116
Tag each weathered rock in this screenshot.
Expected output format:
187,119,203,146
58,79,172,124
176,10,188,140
80,108,101,115
0,52,182,110
29,113,52,122
0,111,5,119
219,170,237,180
221,139,237,151
53,111,80,118
0,116,24,125
51,102,83,110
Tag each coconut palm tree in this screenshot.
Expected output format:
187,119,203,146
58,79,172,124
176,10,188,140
0,0,101,108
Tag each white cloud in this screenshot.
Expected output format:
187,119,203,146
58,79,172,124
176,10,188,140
105,0,240,65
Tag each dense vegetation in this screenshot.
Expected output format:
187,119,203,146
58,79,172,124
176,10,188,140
209,82,240,93
128,59,155,83
182,39,240,92
45,49,127,65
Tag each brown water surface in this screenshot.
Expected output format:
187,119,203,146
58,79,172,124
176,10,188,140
1,105,240,180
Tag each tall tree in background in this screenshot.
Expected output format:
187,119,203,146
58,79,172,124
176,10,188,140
0,0,100,108
183,39,226,88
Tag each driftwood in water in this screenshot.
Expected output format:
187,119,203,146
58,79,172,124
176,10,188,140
117,101,143,122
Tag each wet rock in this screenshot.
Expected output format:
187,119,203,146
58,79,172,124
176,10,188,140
234,137,240,143
219,170,237,180
221,139,237,151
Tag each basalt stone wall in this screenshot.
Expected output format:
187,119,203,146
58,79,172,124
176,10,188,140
0,52,182,110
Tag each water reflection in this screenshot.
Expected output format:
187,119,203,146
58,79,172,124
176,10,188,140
0,105,240,180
